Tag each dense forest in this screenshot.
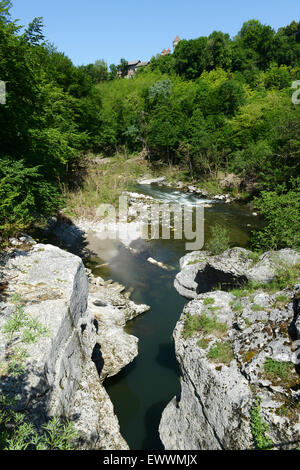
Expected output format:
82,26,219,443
0,0,299,249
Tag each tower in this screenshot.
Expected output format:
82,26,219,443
173,36,180,50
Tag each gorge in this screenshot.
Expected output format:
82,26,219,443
0,183,299,451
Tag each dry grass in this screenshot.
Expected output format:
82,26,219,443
63,153,152,219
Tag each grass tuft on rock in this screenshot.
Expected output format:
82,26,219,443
183,313,227,340
207,341,234,364
263,358,295,383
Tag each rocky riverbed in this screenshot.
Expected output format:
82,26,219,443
0,236,149,450
159,248,300,450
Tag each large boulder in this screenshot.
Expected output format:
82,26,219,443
174,248,300,299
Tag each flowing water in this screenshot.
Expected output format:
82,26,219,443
86,184,261,450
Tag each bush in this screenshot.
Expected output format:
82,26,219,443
206,224,231,255
0,396,78,451
251,181,300,250
0,157,61,241
250,397,273,450
263,358,295,382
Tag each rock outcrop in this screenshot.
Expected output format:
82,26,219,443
0,241,149,449
174,247,300,299
160,249,300,450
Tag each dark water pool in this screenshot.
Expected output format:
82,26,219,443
86,184,260,450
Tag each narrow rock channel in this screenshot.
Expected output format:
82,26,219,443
81,184,260,449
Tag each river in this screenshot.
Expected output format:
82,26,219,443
86,184,260,450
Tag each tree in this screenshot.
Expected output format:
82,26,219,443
0,0,12,24
119,58,128,78
93,59,108,82
206,31,232,71
23,17,45,45
108,63,118,80
174,37,208,79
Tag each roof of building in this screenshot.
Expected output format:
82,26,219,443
173,36,180,42
128,60,141,66
136,61,150,67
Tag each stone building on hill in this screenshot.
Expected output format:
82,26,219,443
161,36,181,56
118,36,181,78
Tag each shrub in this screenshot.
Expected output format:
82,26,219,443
0,157,61,242
206,224,231,255
250,397,273,450
251,181,300,250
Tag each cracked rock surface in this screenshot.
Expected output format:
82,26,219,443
160,250,300,450
0,242,149,450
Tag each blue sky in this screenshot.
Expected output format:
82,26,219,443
11,0,300,66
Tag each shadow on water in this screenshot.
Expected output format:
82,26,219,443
142,402,167,450
156,342,181,376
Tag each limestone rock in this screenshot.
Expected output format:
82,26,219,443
89,282,149,379
160,249,300,450
0,243,149,450
174,248,300,299
138,176,166,185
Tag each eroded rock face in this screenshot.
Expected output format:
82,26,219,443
88,279,149,379
174,248,300,299
160,250,300,450
0,243,149,450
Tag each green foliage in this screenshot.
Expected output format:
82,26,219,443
250,397,273,450
0,395,78,450
23,17,45,45
230,300,243,312
0,6,299,254
206,224,231,255
207,341,234,364
263,358,295,382
0,157,61,241
271,261,300,290
251,182,300,250
182,313,227,339
36,417,79,451
197,338,210,349
1,296,49,377
0,6,106,241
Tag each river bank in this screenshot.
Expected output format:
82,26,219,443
63,153,258,222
